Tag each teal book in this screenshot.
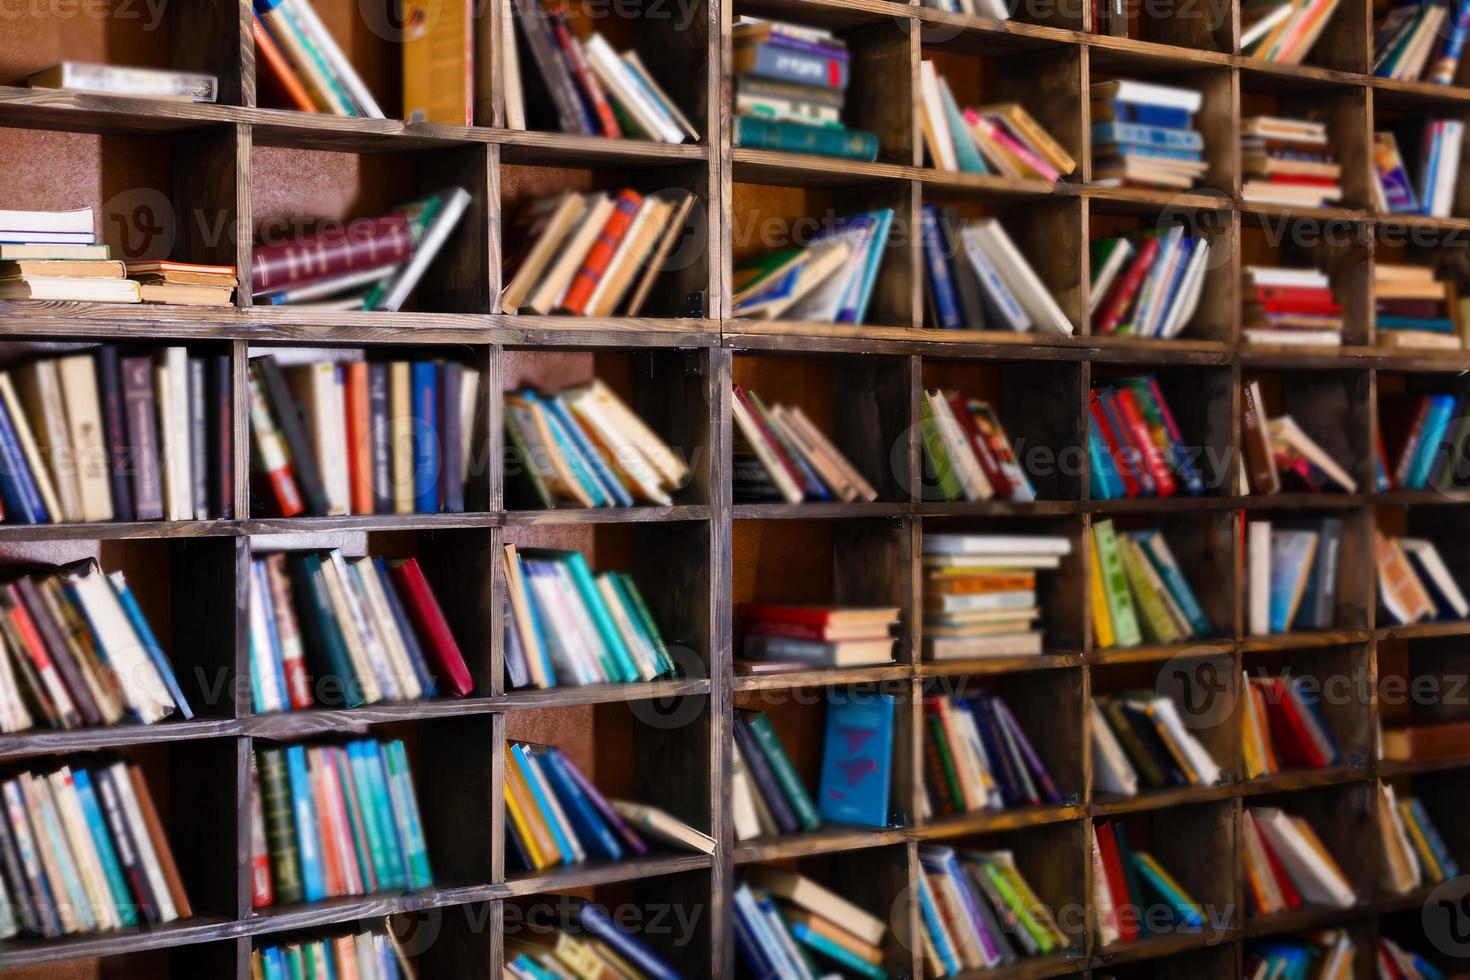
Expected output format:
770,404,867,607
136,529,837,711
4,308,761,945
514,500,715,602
512,742,577,864
817,689,895,827
533,549,640,682
384,740,432,889
1410,395,1457,489
916,873,961,974
1268,530,1318,633
606,572,672,677
839,208,894,326
521,390,608,507
70,768,137,927
938,77,988,174
286,745,325,902
109,572,192,719
734,115,880,162
350,740,404,889
1133,529,1212,636
332,749,376,892
1130,852,1204,928
745,710,821,831
791,921,887,979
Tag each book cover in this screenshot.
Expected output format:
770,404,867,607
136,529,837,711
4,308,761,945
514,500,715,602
817,689,895,827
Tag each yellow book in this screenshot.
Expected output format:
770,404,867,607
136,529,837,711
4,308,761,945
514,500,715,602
1241,673,1266,779
1399,799,1445,882
402,0,473,125
1090,531,1115,648
503,745,555,870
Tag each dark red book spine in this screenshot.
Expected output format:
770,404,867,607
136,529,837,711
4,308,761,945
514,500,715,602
1096,821,1139,941
1095,237,1159,335
210,354,234,519
949,393,1010,498
549,11,622,138
1255,298,1343,315
1116,388,1177,496
250,215,413,294
561,190,642,315
94,345,136,523
387,558,474,697
121,355,164,521
1253,285,1334,303
1263,678,1326,767
1251,816,1303,908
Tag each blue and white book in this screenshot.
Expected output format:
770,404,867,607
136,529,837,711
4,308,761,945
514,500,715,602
837,209,895,325
922,205,964,329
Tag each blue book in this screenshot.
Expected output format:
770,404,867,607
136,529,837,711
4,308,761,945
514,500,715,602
919,844,1001,966
71,768,137,927
916,872,960,975
410,361,440,512
1093,142,1203,162
817,689,895,827
1268,530,1318,633
922,205,964,329
938,79,988,174
510,954,558,980
383,739,432,889
1435,0,1470,83
263,948,287,980
1421,122,1444,215
1410,395,1457,488
545,394,633,507
737,42,850,88
1096,387,1157,495
350,740,406,889
837,209,894,325
1088,426,1123,499
733,884,787,977
577,901,683,980
0,396,46,524
532,747,622,862
1378,316,1455,332
1132,529,1212,636
791,921,887,979
286,745,326,902
1143,234,1194,337
732,894,779,978
511,742,577,863
252,561,289,714
1103,101,1193,129
109,569,194,719
521,390,607,507
1091,121,1204,150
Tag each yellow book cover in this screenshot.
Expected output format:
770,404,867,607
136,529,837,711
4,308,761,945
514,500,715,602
402,0,473,125
1090,531,1115,648
1398,799,1445,882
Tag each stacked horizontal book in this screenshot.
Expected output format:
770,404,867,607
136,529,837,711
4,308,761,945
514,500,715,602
0,208,139,304
1374,0,1470,84
732,18,877,161
1089,376,1205,499
505,898,684,980
251,738,431,908
919,208,1074,335
1376,532,1468,626
1090,80,1206,190
1240,673,1342,775
252,0,383,117
1091,691,1224,796
735,868,889,979
1089,225,1210,338
731,385,877,504
1241,116,1342,208
1246,930,1357,978
921,533,1071,660
500,189,696,317
25,61,217,101
1383,719,1470,762
1245,517,1346,634
1242,807,1356,913
248,354,481,518
1375,265,1462,350
923,692,1061,816
248,551,474,713
918,845,1071,974
505,379,688,509
254,922,409,979
1378,780,1459,895
733,210,894,324
502,543,674,689
123,261,237,306
730,709,821,840
1089,520,1213,649
737,604,897,671
918,388,1037,502
918,63,1077,181
1243,266,1343,347
1240,0,1342,62
250,190,471,310
0,756,191,938
1091,821,1204,945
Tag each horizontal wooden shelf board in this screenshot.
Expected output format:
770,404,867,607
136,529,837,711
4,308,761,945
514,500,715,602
951,949,1086,980
0,916,242,969
1241,630,1370,651
1084,33,1234,70
494,678,711,709
913,9,1080,55
240,315,492,347
1089,783,1236,815
0,519,241,542
1371,76,1470,109
1082,184,1232,215
0,718,240,761
732,501,911,520
733,664,912,691
496,852,711,897
504,505,712,526
1092,929,1237,968
1088,640,1233,665
1242,902,1378,939
1374,618,1470,641
917,803,1086,839
733,825,909,864
247,886,492,934
497,131,708,167
731,148,914,188
915,499,1084,517
916,653,1085,676
1376,756,1470,777
1234,59,1368,91
1238,765,1371,795
0,86,240,136
245,108,483,153
241,513,500,534
1238,201,1371,226
494,316,721,348
732,0,919,28
723,321,1089,357
243,699,503,740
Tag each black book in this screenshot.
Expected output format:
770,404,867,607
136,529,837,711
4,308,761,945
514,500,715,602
440,361,464,513
1118,699,1187,787
208,354,233,519
93,345,135,522
253,356,330,517
368,362,392,514
732,711,798,835
187,357,209,520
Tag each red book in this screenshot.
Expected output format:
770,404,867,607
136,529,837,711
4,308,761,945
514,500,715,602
1252,816,1303,909
309,750,346,897
251,846,272,909
343,363,374,516
1095,238,1160,335
333,748,376,892
247,371,305,518
251,215,413,294
1255,298,1343,316
1253,285,1334,304
1262,678,1327,767
733,384,805,488
1095,821,1139,942
386,557,474,697
734,603,899,628
1263,174,1341,187
948,393,1010,498
549,10,621,138
561,190,643,315
1090,392,1141,497
1116,388,1177,496
1394,397,1433,486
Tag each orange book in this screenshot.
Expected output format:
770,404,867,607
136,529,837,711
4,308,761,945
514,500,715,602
560,190,643,316
927,572,1036,594
309,749,346,896
253,14,318,113
343,363,374,515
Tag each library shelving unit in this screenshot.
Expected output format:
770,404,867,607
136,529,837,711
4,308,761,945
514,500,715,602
0,0,1469,977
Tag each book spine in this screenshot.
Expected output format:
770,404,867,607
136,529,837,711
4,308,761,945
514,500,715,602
92,346,135,523
0,397,45,524
733,714,798,833
386,557,473,697
748,712,822,831
561,190,643,316
256,748,303,906
187,357,210,520
256,357,330,516
733,116,879,162
440,362,465,513
251,216,412,294
921,206,963,329
252,13,318,112
206,354,233,519
736,42,849,88
245,367,303,519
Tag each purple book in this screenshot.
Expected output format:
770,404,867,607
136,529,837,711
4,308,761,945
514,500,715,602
991,696,1062,804
555,748,647,855
760,31,851,62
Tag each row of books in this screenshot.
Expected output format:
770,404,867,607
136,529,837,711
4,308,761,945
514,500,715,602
253,0,383,117
1246,930,1356,980
1241,115,1341,208
733,209,893,324
1241,806,1355,914
0,560,189,733
734,868,888,980
504,740,711,872
250,191,471,310
1088,225,1210,338
1091,691,1222,797
732,385,878,505
1374,0,1470,84
249,354,480,517
919,388,1037,503
1379,780,1459,895
503,542,674,689
253,924,409,980
504,379,688,509
737,603,897,671
251,739,431,908
1090,820,1203,944
918,63,1076,181
921,533,1069,660
1376,531,1469,626
1376,937,1446,980
1243,265,1343,347
732,709,819,839
1372,124,1464,218
1241,0,1341,63
920,209,1074,335
1090,375,1203,499
509,0,694,142
248,551,473,714
1241,381,1358,495
1090,521,1212,650
731,19,878,162
922,692,1061,817
1389,391,1470,490
1090,80,1205,190
1375,265,1462,350
1246,517,1344,634
506,899,683,980
1241,673,1342,776
500,189,696,317
919,844,1070,974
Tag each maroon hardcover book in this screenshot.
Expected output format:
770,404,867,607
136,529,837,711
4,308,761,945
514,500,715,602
120,355,164,521
250,215,413,294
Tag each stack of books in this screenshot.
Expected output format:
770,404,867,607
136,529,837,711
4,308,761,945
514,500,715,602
1388,391,1470,491
24,61,217,101
1241,382,1357,494
1372,123,1464,218
733,209,894,324
919,208,1075,335
0,560,191,732
499,189,696,317
731,709,820,840
506,899,684,980
923,692,1061,816
248,551,474,714
918,389,1037,503
123,261,237,306
254,923,410,980
1375,0,1470,84
509,0,694,142
0,345,231,524
251,190,472,310
732,385,878,504
1091,821,1204,944
252,0,383,117
734,869,889,979
248,354,480,518
0,207,139,304
1240,0,1342,62
505,740,711,871
1376,532,1468,626
1241,116,1341,207
1245,517,1345,635
1089,225,1211,338
921,533,1071,660
918,63,1077,181
1383,719,1470,763
1090,80,1206,189
1089,376,1205,499
731,18,878,161
1242,266,1343,347
251,739,431,908
1240,673,1342,775
502,543,675,689
917,845,1070,974
1090,520,1213,649
1091,692,1224,796
0,757,191,939
1375,265,1462,350
1377,937,1446,980
1379,781,1459,895
504,379,688,509
737,603,898,671
1246,931,1358,978
1242,807,1356,913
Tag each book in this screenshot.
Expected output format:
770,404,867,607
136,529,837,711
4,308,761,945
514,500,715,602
817,688,895,827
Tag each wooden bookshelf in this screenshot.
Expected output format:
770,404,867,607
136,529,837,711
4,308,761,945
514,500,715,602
0,0,1469,976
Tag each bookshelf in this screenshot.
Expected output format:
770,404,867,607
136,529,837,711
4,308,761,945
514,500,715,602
0,0,1468,976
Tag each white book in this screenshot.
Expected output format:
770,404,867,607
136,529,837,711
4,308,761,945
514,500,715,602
1249,520,1272,636
316,556,383,703
283,0,385,118
584,33,682,142
351,558,423,700
1252,807,1356,908
955,706,996,810
269,263,397,304
66,562,171,722
0,208,93,235
1092,79,1203,113
784,234,863,323
729,743,763,841
48,769,117,931
526,193,612,315
377,187,473,312
927,590,1037,613
1244,328,1344,347
249,563,288,712
289,363,348,516
503,1,526,130
959,223,1031,331
1132,225,1185,338
972,219,1074,335
0,631,32,733
523,568,597,684
1090,824,1121,945
327,550,400,701
1151,696,1223,785
57,354,111,523
922,553,1061,569
1400,538,1468,618
923,533,1072,555
1089,700,1139,796
1160,237,1211,338
1245,265,1330,288
160,348,194,520
107,762,178,922
1242,809,1286,914
1434,121,1463,218
919,61,957,171
1089,238,1135,315
929,390,991,501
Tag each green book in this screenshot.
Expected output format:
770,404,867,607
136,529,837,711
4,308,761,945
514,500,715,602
503,410,555,509
1117,535,1185,644
1093,520,1142,646
1102,698,1167,788
285,946,305,980
286,552,365,708
928,713,965,811
612,572,674,677
920,395,963,501
791,921,887,979
978,857,1056,953
385,740,433,889
745,711,822,832
547,550,640,683
1132,852,1204,927
349,740,401,891
257,748,304,906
